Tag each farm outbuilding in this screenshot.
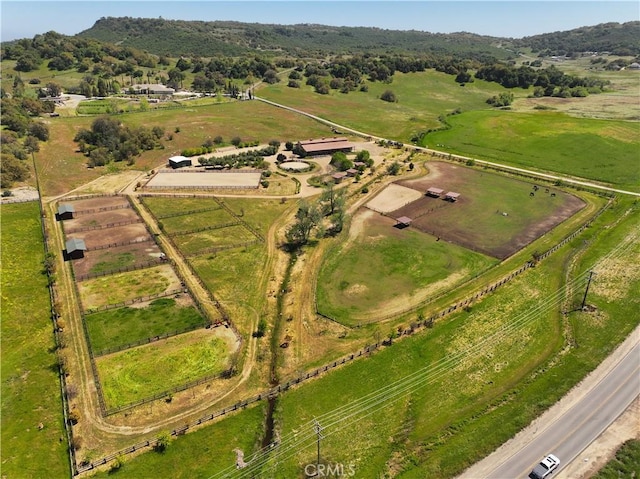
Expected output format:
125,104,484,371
395,216,413,228
346,168,359,177
426,187,444,198
56,204,75,221
332,172,348,183
65,238,87,260
297,137,354,156
168,156,192,169
445,192,461,202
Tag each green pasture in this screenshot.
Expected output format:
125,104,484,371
85,298,207,354
317,222,497,325
259,70,509,141
159,208,237,234
220,197,291,236
1,202,69,478
191,243,266,304
422,111,640,190
172,225,258,256
91,405,265,479
141,196,222,217
77,265,176,309
97,334,230,409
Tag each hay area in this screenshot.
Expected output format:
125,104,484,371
365,183,423,213
146,171,262,189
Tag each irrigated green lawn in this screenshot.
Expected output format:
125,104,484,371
1,202,70,478
97,333,230,409
422,110,640,190
85,298,207,354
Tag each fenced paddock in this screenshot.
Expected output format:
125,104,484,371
366,183,424,213
145,170,262,189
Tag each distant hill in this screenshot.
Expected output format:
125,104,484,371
512,21,640,56
76,17,510,58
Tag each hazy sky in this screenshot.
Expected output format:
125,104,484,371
1,1,638,42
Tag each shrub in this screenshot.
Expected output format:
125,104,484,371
380,90,397,103
231,136,242,147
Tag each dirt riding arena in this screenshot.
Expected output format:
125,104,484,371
365,183,424,213
367,162,587,259
145,170,262,189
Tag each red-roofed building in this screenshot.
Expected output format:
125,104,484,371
297,137,354,156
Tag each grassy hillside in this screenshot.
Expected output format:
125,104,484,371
77,17,509,58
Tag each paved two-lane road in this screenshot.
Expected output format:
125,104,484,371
460,340,639,479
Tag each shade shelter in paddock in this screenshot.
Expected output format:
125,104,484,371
56,204,75,221
445,192,461,202
426,187,444,198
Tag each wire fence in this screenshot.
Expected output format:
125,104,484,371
85,237,154,251
73,204,131,216
82,288,184,314
167,221,241,237
75,259,165,281
92,322,214,358
64,219,143,234
156,205,223,219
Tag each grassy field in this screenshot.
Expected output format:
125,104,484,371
259,70,509,141
421,110,640,190
85,298,207,354
35,100,331,196
77,264,179,309
172,225,258,255
96,332,231,409
141,196,223,217
592,439,640,479
159,208,237,234
0,202,70,478
317,220,498,324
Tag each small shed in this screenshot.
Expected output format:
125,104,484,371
56,204,75,221
332,172,348,183
395,216,412,228
168,156,192,169
445,191,461,202
426,187,444,198
345,168,359,177
65,238,87,260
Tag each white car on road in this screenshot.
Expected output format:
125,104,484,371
529,454,560,479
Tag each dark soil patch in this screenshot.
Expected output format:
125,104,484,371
394,161,586,259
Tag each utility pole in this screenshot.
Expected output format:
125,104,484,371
580,270,595,310
313,418,324,476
